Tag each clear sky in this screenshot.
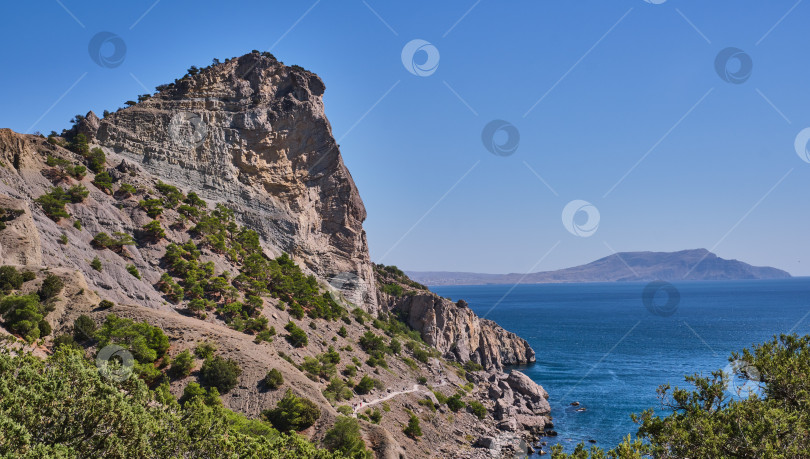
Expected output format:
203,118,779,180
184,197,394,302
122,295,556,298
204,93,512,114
1,1,808,275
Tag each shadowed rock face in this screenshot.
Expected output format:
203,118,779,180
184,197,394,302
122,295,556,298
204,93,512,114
90,53,377,312
387,292,536,370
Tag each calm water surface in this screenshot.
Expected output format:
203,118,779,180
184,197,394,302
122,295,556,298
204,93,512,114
432,278,810,454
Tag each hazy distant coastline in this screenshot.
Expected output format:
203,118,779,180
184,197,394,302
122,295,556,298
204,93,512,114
407,249,791,286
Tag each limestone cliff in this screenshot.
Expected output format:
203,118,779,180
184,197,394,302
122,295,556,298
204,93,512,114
88,53,376,312
374,265,535,370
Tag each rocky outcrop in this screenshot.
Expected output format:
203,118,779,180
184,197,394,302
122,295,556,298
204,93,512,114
484,371,550,434
0,194,42,266
88,52,376,312
387,292,535,370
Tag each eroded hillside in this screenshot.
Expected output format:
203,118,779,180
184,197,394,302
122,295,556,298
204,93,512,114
0,52,551,458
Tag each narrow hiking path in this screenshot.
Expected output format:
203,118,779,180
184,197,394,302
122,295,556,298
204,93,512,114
352,379,450,415
353,384,420,414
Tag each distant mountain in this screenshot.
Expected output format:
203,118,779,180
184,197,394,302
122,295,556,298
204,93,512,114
406,249,792,286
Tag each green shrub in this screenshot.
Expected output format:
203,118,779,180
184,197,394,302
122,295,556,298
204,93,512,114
91,231,135,252
323,416,371,457
184,191,207,208
403,413,422,439
72,314,96,341
87,147,106,173
194,341,217,359
446,393,465,412
468,400,486,419
284,321,308,348
69,133,89,156
337,326,348,338
117,183,137,197
0,349,345,457
35,187,70,221
142,220,165,240
200,355,242,393
0,266,24,292
98,299,114,310
389,338,402,355
73,219,82,230
263,368,284,390
95,314,169,364
463,360,483,372
37,274,64,301
380,283,404,296
170,350,194,378
66,184,89,203
417,376,427,385
418,398,437,412
354,375,383,395
336,405,353,416
139,199,164,218
263,389,321,432
156,181,184,208
366,408,382,424
67,164,86,180
90,256,102,271
92,172,113,193
59,234,68,245
178,381,221,407
323,378,353,402
126,264,141,279
0,294,49,341
21,271,36,282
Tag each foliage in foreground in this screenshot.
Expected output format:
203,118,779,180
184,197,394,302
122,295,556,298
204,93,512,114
552,334,810,459
0,347,344,458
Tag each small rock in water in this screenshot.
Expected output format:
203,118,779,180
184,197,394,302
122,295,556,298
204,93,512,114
570,401,580,406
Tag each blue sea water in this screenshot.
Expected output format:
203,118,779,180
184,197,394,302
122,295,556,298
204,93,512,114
431,278,810,454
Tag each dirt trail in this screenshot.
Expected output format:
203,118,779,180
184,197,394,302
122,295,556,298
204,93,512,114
353,384,420,414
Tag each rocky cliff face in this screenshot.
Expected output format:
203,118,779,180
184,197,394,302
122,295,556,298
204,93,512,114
385,292,535,370
86,53,376,312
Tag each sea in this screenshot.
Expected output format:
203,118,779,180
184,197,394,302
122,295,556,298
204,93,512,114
431,278,810,455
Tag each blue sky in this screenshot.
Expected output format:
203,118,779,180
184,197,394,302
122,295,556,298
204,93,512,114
1,1,808,275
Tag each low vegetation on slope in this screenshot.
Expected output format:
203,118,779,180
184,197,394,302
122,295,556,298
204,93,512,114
553,334,810,458
0,347,344,458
